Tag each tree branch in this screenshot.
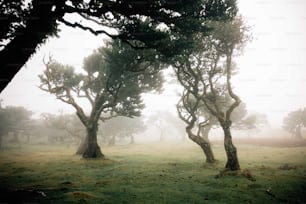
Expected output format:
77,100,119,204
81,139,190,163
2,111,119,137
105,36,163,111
225,53,241,121
58,17,120,38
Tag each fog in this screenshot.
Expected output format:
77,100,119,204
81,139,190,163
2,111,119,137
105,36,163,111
2,1,306,203
1,0,306,129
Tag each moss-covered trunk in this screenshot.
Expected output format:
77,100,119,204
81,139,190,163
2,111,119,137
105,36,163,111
222,126,240,170
82,124,104,159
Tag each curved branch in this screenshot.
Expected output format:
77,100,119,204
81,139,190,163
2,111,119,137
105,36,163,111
225,53,241,121
58,17,119,38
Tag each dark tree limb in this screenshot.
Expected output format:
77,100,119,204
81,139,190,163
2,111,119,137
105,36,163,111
0,0,65,92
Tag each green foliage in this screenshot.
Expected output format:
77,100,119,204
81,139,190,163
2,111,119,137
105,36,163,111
0,0,239,93
0,0,238,58
174,16,251,170
174,16,250,123
39,39,164,120
39,39,164,158
207,16,251,55
0,0,30,41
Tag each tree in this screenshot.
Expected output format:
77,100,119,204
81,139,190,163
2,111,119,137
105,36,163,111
177,90,248,163
100,116,146,146
0,103,32,147
0,0,237,93
39,40,163,158
173,17,250,170
283,108,306,139
41,112,85,144
199,97,248,139
148,110,185,142
177,90,216,163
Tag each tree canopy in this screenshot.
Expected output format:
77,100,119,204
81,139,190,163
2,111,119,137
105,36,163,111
0,0,237,92
39,39,163,158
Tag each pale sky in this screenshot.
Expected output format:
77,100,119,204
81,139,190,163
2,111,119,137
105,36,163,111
1,0,306,128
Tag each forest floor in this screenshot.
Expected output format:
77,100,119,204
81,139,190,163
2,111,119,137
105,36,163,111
0,139,306,203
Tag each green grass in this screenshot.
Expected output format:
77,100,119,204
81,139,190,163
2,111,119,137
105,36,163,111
0,142,306,203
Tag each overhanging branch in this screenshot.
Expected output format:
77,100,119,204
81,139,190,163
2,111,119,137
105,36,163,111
59,17,119,38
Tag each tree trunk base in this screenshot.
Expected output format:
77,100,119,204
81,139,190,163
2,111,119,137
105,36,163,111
223,126,240,171
82,144,104,159
188,134,216,163
201,143,215,163
224,141,240,170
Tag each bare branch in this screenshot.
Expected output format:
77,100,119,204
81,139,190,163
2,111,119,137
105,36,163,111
59,17,120,38
225,54,241,121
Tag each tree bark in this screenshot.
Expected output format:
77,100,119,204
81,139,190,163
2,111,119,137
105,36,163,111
82,124,104,159
222,125,240,170
187,131,215,163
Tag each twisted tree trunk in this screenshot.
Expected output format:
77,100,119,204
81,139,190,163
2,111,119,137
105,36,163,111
222,124,240,170
187,127,215,163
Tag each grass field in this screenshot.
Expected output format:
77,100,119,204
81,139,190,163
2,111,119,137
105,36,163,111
0,140,306,203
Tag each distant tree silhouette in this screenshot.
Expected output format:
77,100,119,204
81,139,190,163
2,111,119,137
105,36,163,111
283,108,306,139
0,103,32,147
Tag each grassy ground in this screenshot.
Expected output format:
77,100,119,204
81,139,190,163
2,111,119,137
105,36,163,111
0,141,306,203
